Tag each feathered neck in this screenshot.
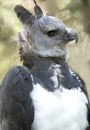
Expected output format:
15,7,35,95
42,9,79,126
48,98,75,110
21,53,67,70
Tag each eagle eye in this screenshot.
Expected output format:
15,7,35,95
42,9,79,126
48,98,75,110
47,30,58,37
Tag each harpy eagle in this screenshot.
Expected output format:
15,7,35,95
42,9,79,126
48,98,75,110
0,0,90,130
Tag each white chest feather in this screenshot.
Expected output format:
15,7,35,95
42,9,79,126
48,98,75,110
31,82,88,130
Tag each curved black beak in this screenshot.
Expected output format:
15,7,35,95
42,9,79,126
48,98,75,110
64,28,78,44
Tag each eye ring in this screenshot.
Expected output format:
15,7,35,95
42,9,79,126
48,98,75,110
47,30,58,37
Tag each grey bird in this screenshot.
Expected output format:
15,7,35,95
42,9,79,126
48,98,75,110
0,0,90,130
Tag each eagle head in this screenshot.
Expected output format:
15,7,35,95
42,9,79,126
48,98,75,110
14,0,78,59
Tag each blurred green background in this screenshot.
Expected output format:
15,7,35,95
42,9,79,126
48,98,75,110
0,0,90,95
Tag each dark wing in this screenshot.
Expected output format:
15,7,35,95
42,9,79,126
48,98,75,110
0,66,34,130
76,73,88,97
69,69,88,98
75,73,88,96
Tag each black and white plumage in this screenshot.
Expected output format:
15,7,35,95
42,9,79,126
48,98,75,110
0,0,90,130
